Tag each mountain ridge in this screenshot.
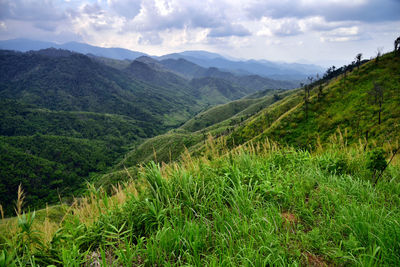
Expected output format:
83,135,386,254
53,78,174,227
0,38,324,80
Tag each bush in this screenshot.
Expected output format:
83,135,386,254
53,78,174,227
366,148,387,174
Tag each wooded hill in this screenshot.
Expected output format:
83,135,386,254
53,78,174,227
99,52,399,187
0,48,294,215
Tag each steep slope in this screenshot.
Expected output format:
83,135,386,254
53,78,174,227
0,49,199,125
228,52,400,149
116,52,400,171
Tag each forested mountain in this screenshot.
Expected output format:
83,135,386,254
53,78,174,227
0,39,323,80
110,52,399,174
158,51,324,80
123,56,296,106
0,48,296,215
0,49,199,122
159,58,297,89
0,48,204,215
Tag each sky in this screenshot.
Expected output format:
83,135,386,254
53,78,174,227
0,0,399,66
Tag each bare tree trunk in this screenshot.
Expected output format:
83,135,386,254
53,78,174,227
378,101,382,125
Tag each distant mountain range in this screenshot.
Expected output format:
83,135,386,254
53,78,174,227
157,51,324,80
0,38,324,80
0,38,146,60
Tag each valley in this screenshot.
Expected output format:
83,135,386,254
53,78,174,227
0,47,297,216
0,43,399,266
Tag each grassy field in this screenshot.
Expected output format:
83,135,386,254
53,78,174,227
1,138,399,266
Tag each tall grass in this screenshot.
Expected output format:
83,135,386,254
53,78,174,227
1,138,399,266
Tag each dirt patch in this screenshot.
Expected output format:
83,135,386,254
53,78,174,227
281,212,297,224
85,249,116,267
305,252,328,267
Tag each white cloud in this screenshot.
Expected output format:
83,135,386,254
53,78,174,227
257,17,303,37
320,26,362,42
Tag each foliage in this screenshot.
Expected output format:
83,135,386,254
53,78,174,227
367,148,387,185
1,144,399,266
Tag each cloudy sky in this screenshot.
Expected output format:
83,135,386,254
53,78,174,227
0,0,399,66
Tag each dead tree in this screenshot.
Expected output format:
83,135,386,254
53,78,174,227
368,82,384,125
303,84,310,120
318,85,323,99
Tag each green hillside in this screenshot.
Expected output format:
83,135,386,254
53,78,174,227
181,89,287,132
228,52,400,149
116,90,294,169
108,52,400,191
